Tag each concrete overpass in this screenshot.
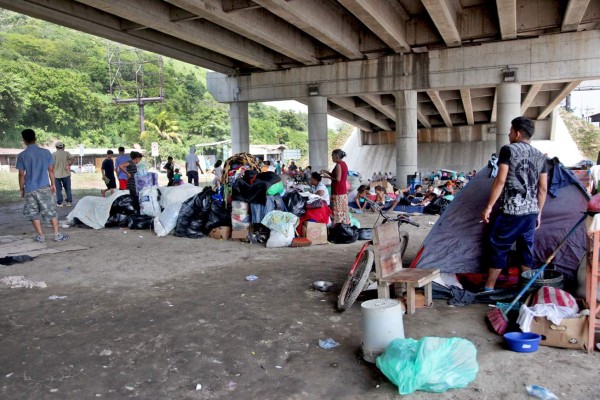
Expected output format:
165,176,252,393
2,0,599,185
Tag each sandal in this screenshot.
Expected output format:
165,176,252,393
53,233,70,242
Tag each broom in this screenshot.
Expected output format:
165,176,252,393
487,213,587,335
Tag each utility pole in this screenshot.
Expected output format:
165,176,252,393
108,44,164,134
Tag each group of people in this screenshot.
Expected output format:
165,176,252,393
16,115,545,294
161,149,223,190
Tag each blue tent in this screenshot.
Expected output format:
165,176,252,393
412,160,589,280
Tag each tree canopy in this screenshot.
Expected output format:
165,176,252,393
0,10,346,162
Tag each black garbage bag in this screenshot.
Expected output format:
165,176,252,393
105,213,131,228
128,214,154,230
282,191,306,216
424,197,451,215
206,199,231,232
174,186,214,238
329,223,358,244
357,228,372,240
110,195,138,216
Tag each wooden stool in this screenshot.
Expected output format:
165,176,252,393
373,223,440,314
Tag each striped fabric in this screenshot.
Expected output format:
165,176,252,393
532,286,577,309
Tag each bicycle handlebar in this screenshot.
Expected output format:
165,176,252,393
364,199,420,227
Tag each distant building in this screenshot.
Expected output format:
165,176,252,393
249,144,287,162
0,147,142,172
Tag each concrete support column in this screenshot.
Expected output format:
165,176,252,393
496,83,521,152
307,96,328,173
230,101,249,154
395,90,418,189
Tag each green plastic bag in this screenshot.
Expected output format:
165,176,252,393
376,337,478,395
266,181,284,196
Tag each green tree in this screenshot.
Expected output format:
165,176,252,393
141,110,182,143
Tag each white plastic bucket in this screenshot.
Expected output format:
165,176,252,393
361,299,405,363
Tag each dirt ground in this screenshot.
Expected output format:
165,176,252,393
0,196,598,400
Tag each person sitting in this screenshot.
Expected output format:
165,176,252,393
173,168,183,186
350,185,368,214
373,185,396,211
383,185,412,211
310,172,330,205
304,166,312,183
287,160,298,176
440,181,454,196
418,192,438,207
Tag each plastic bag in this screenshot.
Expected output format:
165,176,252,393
105,213,131,228
154,202,182,237
282,191,306,216
357,228,372,240
128,214,154,230
206,200,231,232
110,195,137,215
135,172,158,192
139,186,160,217
376,337,478,395
328,223,358,244
266,223,295,248
173,187,213,238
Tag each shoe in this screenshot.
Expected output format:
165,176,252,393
33,235,45,243
57,203,64,207
53,233,69,242
66,202,72,207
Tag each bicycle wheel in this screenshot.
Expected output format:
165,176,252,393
398,229,409,258
337,249,374,311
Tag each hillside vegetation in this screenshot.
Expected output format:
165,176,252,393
560,108,600,161
0,10,349,162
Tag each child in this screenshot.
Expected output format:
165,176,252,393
352,185,368,214
212,160,223,189
374,185,389,206
173,168,182,186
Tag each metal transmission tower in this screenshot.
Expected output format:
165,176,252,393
107,44,164,133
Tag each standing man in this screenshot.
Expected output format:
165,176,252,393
17,129,69,242
52,141,73,207
115,146,131,190
101,150,117,197
185,146,204,186
163,156,175,186
481,117,548,291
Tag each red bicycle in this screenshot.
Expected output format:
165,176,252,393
337,200,419,311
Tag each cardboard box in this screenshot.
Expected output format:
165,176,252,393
529,314,589,350
231,228,249,241
209,226,232,240
301,222,328,245
526,296,589,350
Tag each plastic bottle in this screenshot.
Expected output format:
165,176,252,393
526,385,558,400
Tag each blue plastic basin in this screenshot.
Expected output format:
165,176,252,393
504,332,541,353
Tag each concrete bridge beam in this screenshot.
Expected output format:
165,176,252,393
76,0,281,70
165,0,320,65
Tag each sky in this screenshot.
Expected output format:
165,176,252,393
567,80,600,121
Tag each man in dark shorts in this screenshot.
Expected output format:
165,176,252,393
481,117,548,291
163,156,175,186
16,129,69,242
101,150,117,197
